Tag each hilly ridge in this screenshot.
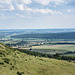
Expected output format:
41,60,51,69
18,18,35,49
0,43,75,75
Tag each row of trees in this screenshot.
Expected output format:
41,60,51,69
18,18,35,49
16,48,75,61
6,41,28,46
2,43,75,62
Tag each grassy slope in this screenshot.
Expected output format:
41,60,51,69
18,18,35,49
0,43,75,75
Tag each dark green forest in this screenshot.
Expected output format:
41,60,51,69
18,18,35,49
11,32,75,39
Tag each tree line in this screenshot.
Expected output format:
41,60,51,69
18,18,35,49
15,48,75,61
11,32,75,39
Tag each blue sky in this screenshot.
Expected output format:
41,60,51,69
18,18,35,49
0,0,75,29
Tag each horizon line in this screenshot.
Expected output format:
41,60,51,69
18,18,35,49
0,28,75,30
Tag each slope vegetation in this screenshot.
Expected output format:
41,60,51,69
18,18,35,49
0,43,75,75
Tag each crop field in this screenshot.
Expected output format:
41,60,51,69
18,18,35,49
32,44,75,51
31,45,75,54
1,30,75,56
62,53,75,56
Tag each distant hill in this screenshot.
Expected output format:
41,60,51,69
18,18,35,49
0,29,75,39
0,43,75,75
1,29,75,34
11,32,75,39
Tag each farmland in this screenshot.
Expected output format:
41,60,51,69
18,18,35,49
0,29,75,56
0,29,75,75
32,45,75,51
31,45,75,55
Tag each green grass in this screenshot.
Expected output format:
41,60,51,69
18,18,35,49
0,43,75,75
32,49,67,54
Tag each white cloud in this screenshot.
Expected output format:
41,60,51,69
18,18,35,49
0,0,66,12
13,0,32,10
57,11,62,14
35,0,65,5
16,13,32,18
0,0,13,4
0,0,15,10
17,4,24,10
67,9,75,13
9,4,15,10
35,0,51,5
0,9,8,10
0,0,65,15
25,7,54,14
16,14,25,18
52,0,65,5
22,0,32,4
68,9,71,13
0,13,7,20
25,7,62,15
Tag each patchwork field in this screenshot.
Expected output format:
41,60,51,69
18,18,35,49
31,45,75,54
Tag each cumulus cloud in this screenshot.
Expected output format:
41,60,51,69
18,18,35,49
0,0,70,15
0,0,15,10
0,0,66,11
0,0,32,11
24,7,62,15
17,4,24,10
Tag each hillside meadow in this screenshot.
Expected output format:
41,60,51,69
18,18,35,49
0,43,75,75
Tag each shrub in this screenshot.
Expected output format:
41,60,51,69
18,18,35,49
10,68,12,70
12,65,15,68
4,60,9,64
3,58,10,64
10,63,12,65
0,62,4,65
0,52,2,57
17,71,24,75
10,65,15,70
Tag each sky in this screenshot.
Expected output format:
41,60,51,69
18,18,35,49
0,0,75,29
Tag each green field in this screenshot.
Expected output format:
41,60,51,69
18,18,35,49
62,53,75,56
32,45,75,51
1,33,75,56
31,45,75,54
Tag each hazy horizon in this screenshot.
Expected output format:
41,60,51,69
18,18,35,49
0,28,75,29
